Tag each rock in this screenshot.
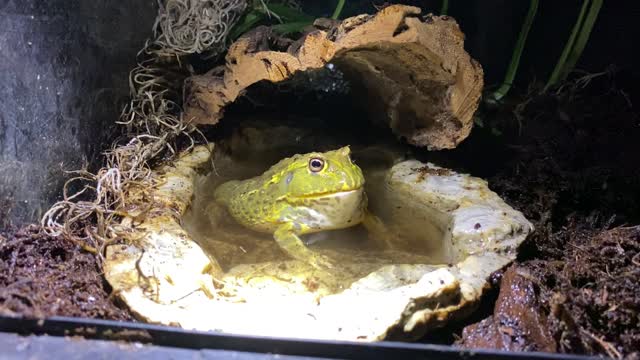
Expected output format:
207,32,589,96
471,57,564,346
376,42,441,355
103,144,533,341
457,265,557,353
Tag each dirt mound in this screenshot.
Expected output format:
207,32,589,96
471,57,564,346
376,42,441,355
455,72,640,358
458,226,640,358
0,225,131,320
532,225,640,358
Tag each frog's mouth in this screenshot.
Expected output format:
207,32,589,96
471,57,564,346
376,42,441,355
294,187,364,200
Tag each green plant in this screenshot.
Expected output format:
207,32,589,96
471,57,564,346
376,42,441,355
479,0,602,103
228,1,313,40
332,0,346,20
489,0,539,103
545,0,603,91
229,0,348,40
440,0,449,16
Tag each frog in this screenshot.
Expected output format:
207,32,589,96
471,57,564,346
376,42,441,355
213,146,392,269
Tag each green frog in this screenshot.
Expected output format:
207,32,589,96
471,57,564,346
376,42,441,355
213,146,390,269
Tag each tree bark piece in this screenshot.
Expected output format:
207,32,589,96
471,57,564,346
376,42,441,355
183,5,484,150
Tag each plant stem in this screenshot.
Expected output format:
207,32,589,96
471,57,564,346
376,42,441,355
544,0,591,91
559,0,602,82
490,0,539,102
440,0,449,15
331,0,346,20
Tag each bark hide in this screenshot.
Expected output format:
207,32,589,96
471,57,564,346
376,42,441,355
183,5,484,150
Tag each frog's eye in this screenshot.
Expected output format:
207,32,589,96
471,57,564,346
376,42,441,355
308,158,325,172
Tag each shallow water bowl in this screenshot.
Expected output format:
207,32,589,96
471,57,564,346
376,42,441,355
104,144,533,341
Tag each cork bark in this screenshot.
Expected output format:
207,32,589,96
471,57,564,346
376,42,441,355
183,5,484,150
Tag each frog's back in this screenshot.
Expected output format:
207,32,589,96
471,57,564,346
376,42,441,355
213,176,280,232
213,180,241,206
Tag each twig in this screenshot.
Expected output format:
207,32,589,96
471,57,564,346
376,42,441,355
580,329,622,359
631,252,640,267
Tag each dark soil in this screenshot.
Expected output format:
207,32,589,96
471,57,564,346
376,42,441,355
451,71,640,358
0,225,131,321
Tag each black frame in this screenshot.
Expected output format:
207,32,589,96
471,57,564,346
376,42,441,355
0,315,597,360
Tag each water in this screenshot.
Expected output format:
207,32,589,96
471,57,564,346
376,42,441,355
181,127,450,277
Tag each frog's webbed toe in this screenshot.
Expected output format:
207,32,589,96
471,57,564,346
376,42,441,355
205,202,227,228
307,253,335,270
274,224,335,270
362,211,399,250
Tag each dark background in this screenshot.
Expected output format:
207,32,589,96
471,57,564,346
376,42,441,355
1,0,638,226
310,0,640,92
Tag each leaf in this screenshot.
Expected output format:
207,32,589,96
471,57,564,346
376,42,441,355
544,0,591,91
560,0,602,82
473,115,485,128
331,0,346,20
262,3,314,23
271,21,313,35
228,3,314,41
228,10,265,41
490,0,538,102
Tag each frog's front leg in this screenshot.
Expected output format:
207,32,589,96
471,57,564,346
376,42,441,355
274,223,334,269
362,210,398,250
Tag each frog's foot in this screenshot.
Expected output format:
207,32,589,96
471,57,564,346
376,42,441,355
362,211,400,250
308,253,335,270
274,224,335,270
205,202,230,229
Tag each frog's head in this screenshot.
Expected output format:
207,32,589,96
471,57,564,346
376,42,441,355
273,146,364,199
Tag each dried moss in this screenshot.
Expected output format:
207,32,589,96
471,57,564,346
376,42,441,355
41,0,246,264
152,0,247,57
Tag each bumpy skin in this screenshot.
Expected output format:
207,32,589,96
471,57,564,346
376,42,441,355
214,146,371,269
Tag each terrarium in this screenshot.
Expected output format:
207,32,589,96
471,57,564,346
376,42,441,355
1,1,638,359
